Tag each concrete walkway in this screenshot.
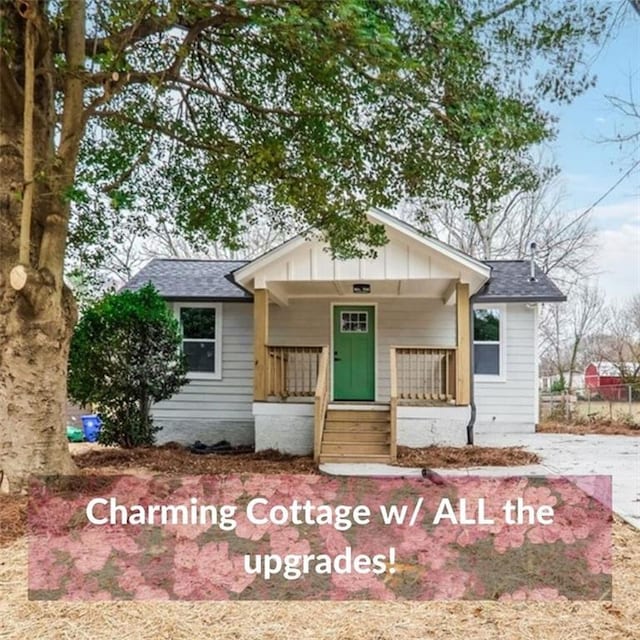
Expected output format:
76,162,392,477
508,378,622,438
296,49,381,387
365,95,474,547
320,433,640,529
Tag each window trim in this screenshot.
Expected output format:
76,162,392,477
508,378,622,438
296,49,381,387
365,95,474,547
174,302,223,380
472,304,506,382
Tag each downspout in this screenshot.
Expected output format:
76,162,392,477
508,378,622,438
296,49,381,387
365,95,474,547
466,292,477,446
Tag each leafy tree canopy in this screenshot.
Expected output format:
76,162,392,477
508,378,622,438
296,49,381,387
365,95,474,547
67,284,188,447
51,0,613,265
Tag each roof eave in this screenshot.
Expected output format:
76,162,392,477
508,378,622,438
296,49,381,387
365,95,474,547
472,295,567,303
162,295,252,302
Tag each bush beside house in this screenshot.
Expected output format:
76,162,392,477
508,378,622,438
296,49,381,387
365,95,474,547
68,284,188,447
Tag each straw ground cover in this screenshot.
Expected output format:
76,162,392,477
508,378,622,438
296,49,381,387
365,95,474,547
2,445,637,638
0,519,638,639
0,444,538,548
538,419,640,437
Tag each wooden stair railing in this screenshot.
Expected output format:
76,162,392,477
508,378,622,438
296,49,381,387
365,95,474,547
313,346,330,463
389,347,398,462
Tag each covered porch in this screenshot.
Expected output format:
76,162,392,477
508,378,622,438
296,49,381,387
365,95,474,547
232,210,489,462
250,284,472,463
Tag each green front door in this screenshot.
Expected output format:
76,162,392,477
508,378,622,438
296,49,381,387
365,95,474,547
333,305,375,401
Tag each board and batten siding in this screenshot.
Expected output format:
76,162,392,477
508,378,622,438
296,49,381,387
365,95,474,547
152,302,254,444
474,302,537,432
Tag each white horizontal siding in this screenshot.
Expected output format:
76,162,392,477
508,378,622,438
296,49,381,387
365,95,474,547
474,303,537,429
152,302,254,422
377,299,455,401
152,299,538,434
270,297,456,402
269,299,330,345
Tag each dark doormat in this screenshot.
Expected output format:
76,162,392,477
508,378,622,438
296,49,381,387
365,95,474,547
188,439,254,455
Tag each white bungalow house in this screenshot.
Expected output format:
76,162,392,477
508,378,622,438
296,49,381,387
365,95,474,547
123,209,565,462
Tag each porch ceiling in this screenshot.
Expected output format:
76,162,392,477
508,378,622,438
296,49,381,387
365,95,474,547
266,278,457,304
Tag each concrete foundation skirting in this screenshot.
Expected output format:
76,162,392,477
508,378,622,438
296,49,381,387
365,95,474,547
253,402,314,455
396,405,470,447
154,419,255,446
474,421,534,435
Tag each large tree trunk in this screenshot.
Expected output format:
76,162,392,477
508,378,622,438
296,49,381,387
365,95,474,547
0,151,78,494
0,2,80,492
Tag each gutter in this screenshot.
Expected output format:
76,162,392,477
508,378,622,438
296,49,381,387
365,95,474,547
466,293,477,446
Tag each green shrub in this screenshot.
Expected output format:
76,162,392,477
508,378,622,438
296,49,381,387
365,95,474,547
68,284,188,447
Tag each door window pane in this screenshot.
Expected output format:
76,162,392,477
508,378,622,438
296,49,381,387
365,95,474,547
341,311,368,333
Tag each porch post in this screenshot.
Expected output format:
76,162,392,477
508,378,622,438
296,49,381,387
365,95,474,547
455,282,471,406
253,288,269,401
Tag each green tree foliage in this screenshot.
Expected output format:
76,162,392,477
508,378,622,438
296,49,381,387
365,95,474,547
0,0,617,486
68,285,188,447
550,376,566,393
66,0,613,266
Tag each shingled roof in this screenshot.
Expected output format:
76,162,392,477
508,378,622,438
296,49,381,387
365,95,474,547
121,258,251,301
122,258,565,303
474,260,566,303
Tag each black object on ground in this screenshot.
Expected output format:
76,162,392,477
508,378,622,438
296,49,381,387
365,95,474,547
188,439,253,455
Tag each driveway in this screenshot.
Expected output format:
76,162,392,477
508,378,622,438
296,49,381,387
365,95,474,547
321,433,640,529
480,432,640,529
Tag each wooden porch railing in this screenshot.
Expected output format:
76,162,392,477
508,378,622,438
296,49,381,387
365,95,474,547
266,345,325,399
390,346,457,402
313,346,330,463
389,348,398,463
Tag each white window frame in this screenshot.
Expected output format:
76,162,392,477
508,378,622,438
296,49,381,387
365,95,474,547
174,302,223,380
473,304,506,382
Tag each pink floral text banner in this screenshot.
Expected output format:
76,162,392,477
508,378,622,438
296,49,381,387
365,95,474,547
28,474,612,601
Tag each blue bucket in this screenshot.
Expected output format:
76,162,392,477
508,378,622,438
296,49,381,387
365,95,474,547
81,414,102,443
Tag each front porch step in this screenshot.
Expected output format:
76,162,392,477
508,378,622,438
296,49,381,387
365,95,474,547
322,431,389,444
319,408,392,463
324,421,390,432
321,441,390,455
325,410,390,422
319,453,391,464
327,403,389,411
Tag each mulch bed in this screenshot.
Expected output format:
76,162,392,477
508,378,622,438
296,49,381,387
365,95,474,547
538,420,640,436
395,445,540,468
0,495,27,547
0,443,541,548
73,443,319,476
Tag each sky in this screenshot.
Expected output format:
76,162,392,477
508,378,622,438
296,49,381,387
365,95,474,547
549,7,639,304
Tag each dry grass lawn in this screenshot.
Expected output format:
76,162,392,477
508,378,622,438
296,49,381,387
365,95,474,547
0,520,637,639
1,444,638,638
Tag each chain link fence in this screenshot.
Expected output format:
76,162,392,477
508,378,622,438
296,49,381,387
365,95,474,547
539,383,640,422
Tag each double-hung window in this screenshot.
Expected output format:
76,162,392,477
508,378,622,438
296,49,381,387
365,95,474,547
176,303,222,379
473,306,505,379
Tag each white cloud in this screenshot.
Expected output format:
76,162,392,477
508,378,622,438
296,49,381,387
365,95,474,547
593,218,640,302
592,199,639,222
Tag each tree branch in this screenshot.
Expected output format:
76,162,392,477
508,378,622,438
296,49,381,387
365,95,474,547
472,0,529,26
82,7,247,58
18,5,36,267
91,109,241,156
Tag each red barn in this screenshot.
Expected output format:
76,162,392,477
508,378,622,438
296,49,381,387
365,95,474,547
584,362,633,400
